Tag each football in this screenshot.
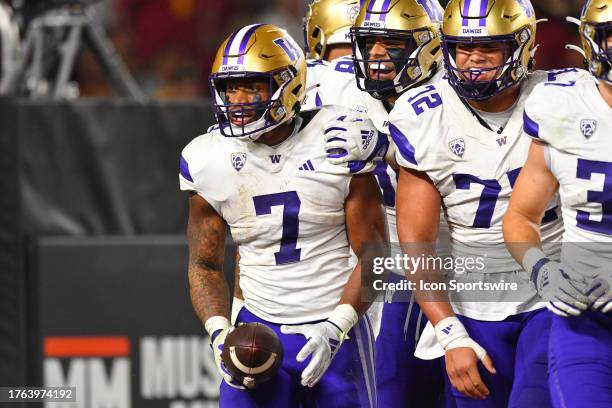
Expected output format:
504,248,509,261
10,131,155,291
221,322,283,389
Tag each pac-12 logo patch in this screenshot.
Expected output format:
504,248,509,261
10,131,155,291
231,153,246,171
580,119,597,138
449,138,465,158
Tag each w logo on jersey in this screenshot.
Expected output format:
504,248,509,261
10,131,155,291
270,155,282,164
580,119,597,138
496,136,507,146
449,138,465,158
361,130,374,150
231,153,246,171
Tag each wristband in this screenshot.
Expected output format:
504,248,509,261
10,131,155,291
204,316,230,338
434,316,487,361
521,247,549,285
434,316,467,349
327,304,358,333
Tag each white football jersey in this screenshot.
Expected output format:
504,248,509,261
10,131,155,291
179,109,355,324
319,56,446,244
301,59,330,112
389,71,589,320
524,72,612,273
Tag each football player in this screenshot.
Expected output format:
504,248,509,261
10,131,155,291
302,0,361,110
180,24,386,407
319,1,450,406
503,1,612,407
386,0,590,406
230,0,361,324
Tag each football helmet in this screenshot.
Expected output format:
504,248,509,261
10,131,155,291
304,0,360,60
210,24,307,140
579,0,612,84
441,0,537,100
351,0,443,100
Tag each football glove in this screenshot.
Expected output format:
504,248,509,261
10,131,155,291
523,248,589,317
205,316,245,390
324,115,388,174
434,317,488,361
280,304,358,388
587,267,612,313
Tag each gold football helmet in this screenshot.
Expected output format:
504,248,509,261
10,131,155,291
351,0,444,100
441,0,537,100
210,24,307,140
304,0,360,60
578,0,612,83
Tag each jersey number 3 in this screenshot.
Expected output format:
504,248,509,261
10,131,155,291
576,159,612,235
253,191,302,265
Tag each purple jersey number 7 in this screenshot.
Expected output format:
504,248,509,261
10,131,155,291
253,191,302,265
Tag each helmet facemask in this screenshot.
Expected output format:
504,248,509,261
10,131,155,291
583,21,612,84
442,27,534,101
209,67,298,141
351,27,437,100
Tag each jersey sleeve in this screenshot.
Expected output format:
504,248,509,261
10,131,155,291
523,69,592,146
317,56,356,106
523,83,571,148
178,132,224,214
302,59,330,111
388,85,442,172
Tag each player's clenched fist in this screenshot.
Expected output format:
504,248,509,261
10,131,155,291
324,114,388,174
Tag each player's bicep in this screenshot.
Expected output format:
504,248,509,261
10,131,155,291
187,193,227,274
507,140,559,224
345,174,387,256
396,167,441,243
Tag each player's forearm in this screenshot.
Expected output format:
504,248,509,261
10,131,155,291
402,242,455,325
188,264,230,324
233,250,244,300
502,208,543,267
338,261,369,315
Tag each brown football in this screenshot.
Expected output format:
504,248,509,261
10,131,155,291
221,322,283,389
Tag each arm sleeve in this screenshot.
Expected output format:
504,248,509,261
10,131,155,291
178,135,224,215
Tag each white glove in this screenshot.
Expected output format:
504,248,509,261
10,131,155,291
280,304,358,387
205,316,245,390
324,115,388,174
587,267,612,313
434,317,488,361
523,248,589,317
